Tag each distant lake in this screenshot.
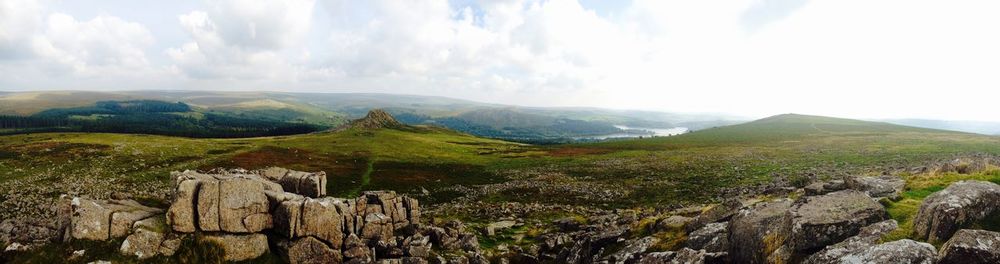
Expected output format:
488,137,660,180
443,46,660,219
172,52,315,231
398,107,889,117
575,125,689,140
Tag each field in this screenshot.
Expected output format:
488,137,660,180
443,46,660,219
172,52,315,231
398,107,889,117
3,114,1000,219
3,113,1000,262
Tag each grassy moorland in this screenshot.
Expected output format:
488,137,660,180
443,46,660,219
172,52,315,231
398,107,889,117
3,114,1000,219
3,113,1000,263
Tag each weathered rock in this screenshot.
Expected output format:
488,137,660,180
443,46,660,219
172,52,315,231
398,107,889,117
218,177,271,233
687,222,728,252
822,239,936,264
301,198,347,248
607,236,659,264
71,198,161,241
118,217,168,260
281,170,327,198
343,233,371,261
846,175,905,199
166,177,201,233
938,229,1000,264
405,234,432,258
728,199,793,264
687,199,742,233
802,220,898,264
637,248,708,264
201,233,269,261
805,180,847,196
278,236,343,264
913,180,1000,243
656,215,693,232
485,220,517,236
637,251,675,264
196,179,221,231
786,190,888,254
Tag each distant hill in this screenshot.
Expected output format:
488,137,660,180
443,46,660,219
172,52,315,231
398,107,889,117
0,90,744,141
882,119,1000,135
596,113,964,149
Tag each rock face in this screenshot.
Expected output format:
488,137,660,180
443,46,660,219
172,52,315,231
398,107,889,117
821,239,937,264
938,229,1000,264
70,198,162,241
167,169,324,234
802,220,898,264
260,167,327,198
687,222,728,252
201,233,270,261
846,175,905,199
728,199,793,264
912,180,1000,243
804,180,846,196
119,217,174,260
785,190,889,254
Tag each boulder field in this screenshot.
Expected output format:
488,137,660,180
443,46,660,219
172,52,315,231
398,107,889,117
10,170,1000,263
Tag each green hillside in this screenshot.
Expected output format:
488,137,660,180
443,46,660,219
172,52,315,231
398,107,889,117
2,113,999,223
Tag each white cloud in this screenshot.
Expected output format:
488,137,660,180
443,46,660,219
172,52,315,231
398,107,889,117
4,0,1000,121
167,0,315,80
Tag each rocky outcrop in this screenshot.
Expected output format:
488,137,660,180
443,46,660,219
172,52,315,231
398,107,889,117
912,180,1000,243
728,199,793,264
606,236,658,264
785,190,888,254
818,239,936,264
337,109,406,131
802,220,898,264
845,175,905,199
118,216,183,260
938,229,1000,264
167,170,286,234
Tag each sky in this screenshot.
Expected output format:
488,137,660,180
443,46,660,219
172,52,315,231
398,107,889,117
2,0,1000,122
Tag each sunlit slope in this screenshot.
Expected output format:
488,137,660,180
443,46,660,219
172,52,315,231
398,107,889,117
0,125,532,216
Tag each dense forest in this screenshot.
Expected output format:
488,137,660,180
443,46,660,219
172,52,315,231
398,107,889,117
0,100,325,138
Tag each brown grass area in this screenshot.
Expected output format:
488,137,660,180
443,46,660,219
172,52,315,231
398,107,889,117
546,147,614,157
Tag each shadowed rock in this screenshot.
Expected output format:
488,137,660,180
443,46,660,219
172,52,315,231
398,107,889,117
728,199,792,264
913,180,1000,243
803,220,898,264
938,229,1000,264
200,233,269,261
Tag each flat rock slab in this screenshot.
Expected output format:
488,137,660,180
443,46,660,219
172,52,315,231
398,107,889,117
846,175,905,199
803,220,898,264
787,190,889,254
71,198,162,241
913,180,1000,243
824,239,936,264
939,229,1000,264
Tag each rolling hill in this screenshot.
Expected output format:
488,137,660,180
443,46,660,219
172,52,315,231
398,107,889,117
0,91,742,141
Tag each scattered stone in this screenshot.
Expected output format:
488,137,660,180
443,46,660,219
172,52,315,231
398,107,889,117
913,180,1000,243
938,229,1000,264
606,236,658,264
484,220,517,236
